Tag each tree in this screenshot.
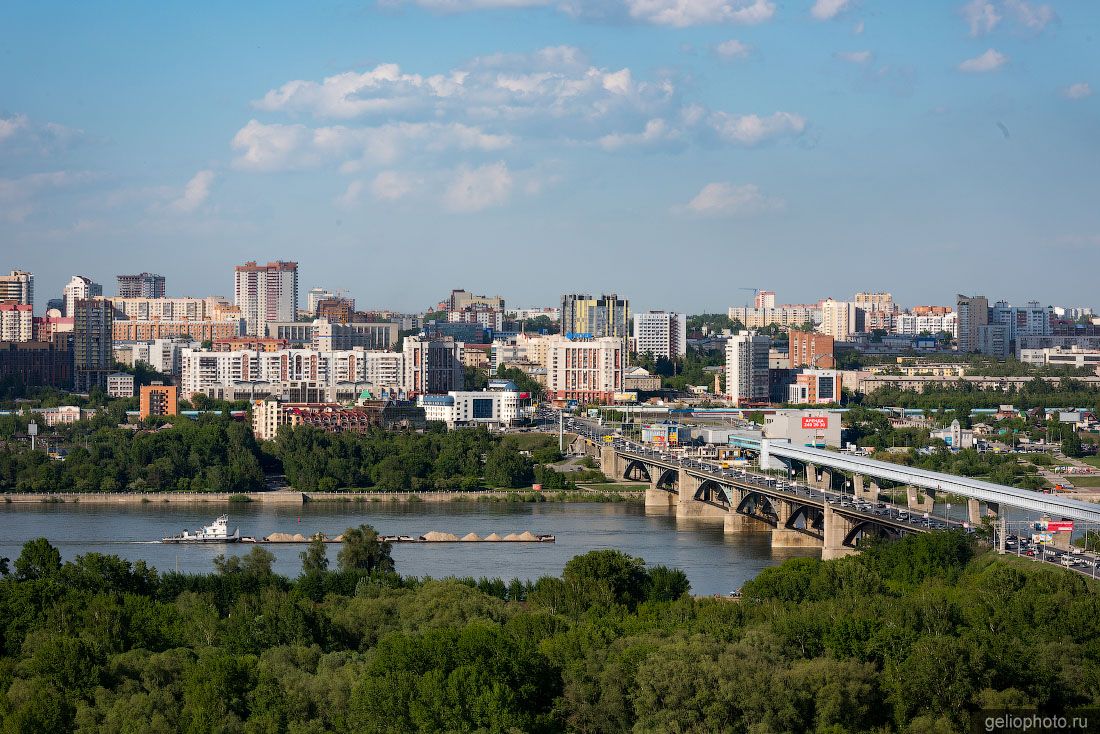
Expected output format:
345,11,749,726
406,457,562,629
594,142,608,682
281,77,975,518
1062,430,1084,458
15,537,62,580
484,443,533,488
0,556,9,576
300,535,329,574
213,546,275,576
647,565,691,602
337,524,395,574
563,550,650,609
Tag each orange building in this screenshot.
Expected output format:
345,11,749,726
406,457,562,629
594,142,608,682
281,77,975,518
140,383,178,419
788,330,834,369
212,337,288,352
114,318,239,342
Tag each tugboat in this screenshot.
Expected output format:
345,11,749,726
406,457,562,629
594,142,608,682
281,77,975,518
162,514,241,543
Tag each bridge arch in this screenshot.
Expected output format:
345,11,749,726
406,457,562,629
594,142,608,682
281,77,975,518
785,505,824,534
736,492,779,526
623,460,652,483
842,521,903,548
656,468,678,491
694,479,730,508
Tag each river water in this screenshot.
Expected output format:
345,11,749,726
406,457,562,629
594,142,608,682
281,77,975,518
0,502,819,596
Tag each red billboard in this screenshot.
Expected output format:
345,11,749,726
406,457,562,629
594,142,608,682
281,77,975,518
1046,521,1074,533
801,416,829,430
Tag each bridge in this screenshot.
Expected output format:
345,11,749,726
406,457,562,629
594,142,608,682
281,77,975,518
567,420,1100,559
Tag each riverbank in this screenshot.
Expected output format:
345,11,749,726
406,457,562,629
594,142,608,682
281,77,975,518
2,487,645,506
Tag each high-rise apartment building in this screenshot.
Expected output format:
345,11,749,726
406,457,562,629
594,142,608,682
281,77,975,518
788,329,834,369
117,273,166,299
725,332,771,406
854,292,896,313
449,289,504,312
140,383,179,419
306,287,335,317
754,290,776,309
727,304,819,330
317,297,355,324
402,335,464,395
956,294,989,353
560,294,630,339
234,261,299,337
63,275,102,317
0,270,33,308
0,303,34,342
632,311,687,360
546,336,624,404
73,297,113,392
819,299,865,341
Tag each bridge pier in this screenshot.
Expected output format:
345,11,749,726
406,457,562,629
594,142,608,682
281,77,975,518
725,512,770,533
822,503,858,560
677,469,726,519
853,474,879,502
645,486,677,508
906,486,934,513
600,445,625,479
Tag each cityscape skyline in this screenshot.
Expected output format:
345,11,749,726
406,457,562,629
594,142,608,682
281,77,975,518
3,1,1098,310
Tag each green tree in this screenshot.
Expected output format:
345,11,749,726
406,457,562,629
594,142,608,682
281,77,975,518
14,537,62,580
484,443,533,488
299,535,329,574
337,524,395,574
563,549,650,610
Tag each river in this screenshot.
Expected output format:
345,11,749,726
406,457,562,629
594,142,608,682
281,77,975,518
0,501,819,596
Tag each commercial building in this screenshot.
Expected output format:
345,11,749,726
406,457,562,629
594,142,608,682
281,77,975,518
546,335,624,404
418,384,521,429
139,383,178,419
234,260,299,337
561,294,630,339
623,366,661,392
727,304,819,330
956,294,989,353
0,270,33,308
63,275,102,317
402,335,464,395
73,297,113,392
819,299,865,341
788,329,834,369
763,410,842,448
106,371,135,398
0,341,73,389
931,419,976,450
117,273,166,299
725,332,771,407
787,369,841,405
632,311,687,360
0,303,33,342
312,319,398,351
1020,346,1100,371
252,398,426,441
265,321,316,346
317,297,355,324
449,289,504,312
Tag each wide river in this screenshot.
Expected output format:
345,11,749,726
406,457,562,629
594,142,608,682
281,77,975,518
0,501,819,596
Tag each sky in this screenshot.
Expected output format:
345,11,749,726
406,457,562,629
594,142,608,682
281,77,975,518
1,0,1098,314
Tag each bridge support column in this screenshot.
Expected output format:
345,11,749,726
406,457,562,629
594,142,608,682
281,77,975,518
853,474,878,502
772,527,823,547
967,498,982,525
819,468,833,491
600,446,624,479
822,503,858,560
676,470,727,519
645,486,676,508
805,463,816,486
906,486,934,513
726,511,770,533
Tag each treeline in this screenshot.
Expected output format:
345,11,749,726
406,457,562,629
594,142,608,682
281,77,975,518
860,378,1100,411
871,446,1049,490
1,532,1098,732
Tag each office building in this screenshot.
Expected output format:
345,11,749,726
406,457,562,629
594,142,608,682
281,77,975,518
63,275,102,317
419,385,521,429
788,329,834,369
117,273,166,299
139,383,178,419
0,341,73,389
265,321,315,346
312,320,399,352
402,335,464,395
546,335,624,404
0,270,33,308
788,369,841,405
819,299,865,341
956,294,989,353
561,294,630,339
725,332,770,407
234,260,299,336
106,371,135,398
72,298,113,392
0,303,33,342
632,311,687,360
449,289,504,312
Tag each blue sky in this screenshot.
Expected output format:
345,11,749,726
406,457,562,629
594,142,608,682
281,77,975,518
1,0,1097,313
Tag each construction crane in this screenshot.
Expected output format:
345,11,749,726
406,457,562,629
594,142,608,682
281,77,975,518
739,287,759,308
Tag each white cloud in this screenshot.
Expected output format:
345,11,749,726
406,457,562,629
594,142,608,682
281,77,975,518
958,48,1007,73
1064,82,1092,99
0,171,91,223
335,180,365,209
0,113,83,153
170,170,215,213
705,111,806,145
443,162,513,212
835,50,873,64
0,114,29,143
852,19,864,33
683,182,783,216
715,39,751,58
1003,0,1055,31
811,0,849,21
370,170,418,200
623,0,774,26
598,118,680,150
961,0,1000,35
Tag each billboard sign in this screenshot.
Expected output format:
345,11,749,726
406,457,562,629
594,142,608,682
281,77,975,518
668,429,678,445
1045,521,1074,533
801,416,829,430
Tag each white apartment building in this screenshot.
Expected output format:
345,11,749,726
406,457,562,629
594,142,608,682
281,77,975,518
727,304,819,330
107,296,232,321
1020,346,1100,370
419,388,520,429
893,312,958,337
234,260,299,337
510,307,561,322
819,299,864,341
725,332,771,407
106,372,135,398
402,335,464,395
0,270,33,308
63,275,102,317
0,303,33,341
632,311,687,360
546,336,623,404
